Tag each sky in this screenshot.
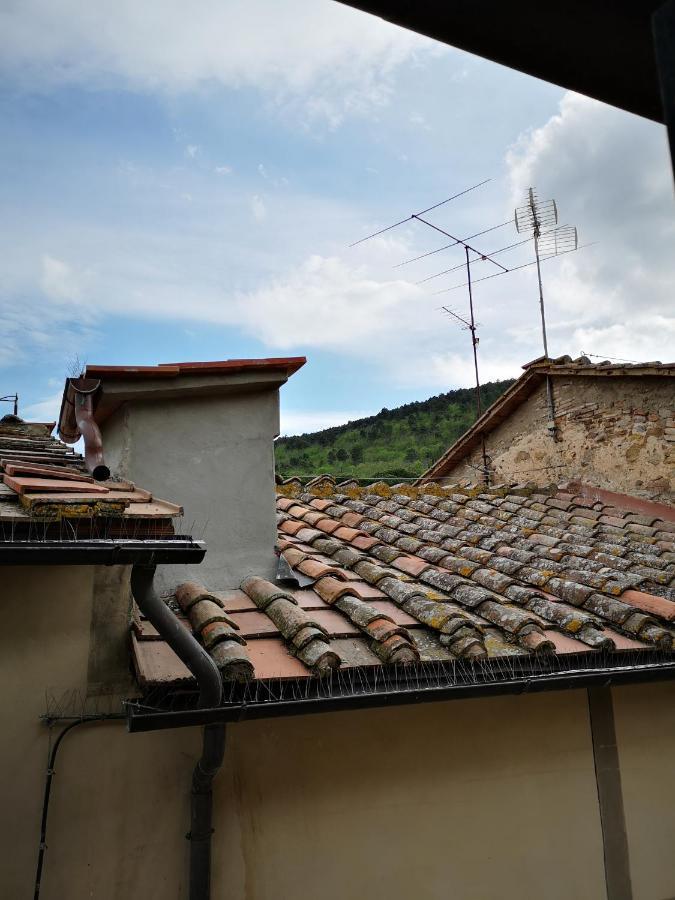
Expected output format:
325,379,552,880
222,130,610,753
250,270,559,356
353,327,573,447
1,0,673,435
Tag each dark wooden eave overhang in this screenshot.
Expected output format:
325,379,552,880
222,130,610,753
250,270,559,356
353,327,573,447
337,1,665,122
337,1,675,179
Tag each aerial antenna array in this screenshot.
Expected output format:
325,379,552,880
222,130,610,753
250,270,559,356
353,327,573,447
349,181,586,479
349,178,504,483
514,188,578,358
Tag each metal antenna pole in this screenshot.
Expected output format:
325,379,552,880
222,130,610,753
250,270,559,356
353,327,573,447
527,188,555,431
514,187,578,437
465,247,490,484
529,187,549,357
465,247,481,418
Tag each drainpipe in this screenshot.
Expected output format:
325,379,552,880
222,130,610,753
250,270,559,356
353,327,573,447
72,384,110,481
130,565,225,900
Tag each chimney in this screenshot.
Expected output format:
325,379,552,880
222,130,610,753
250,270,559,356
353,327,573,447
58,358,305,593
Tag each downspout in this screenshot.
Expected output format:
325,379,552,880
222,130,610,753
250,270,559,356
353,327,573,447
72,383,111,481
130,565,225,900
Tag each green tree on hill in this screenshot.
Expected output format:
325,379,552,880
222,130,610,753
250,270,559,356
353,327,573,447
275,378,515,479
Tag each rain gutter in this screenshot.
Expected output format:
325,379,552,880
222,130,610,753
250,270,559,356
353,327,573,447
127,655,675,733
0,538,205,566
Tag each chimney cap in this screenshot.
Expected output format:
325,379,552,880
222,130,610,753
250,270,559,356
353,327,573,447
84,357,306,379
57,356,306,444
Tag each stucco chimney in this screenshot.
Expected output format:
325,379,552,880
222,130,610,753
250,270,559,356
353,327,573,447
58,358,305,593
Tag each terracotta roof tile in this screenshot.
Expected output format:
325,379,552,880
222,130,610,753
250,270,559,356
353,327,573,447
130,480,675,694
392,555,432,577
333,526,362,542
351,535,380,551
0,417,182,539
314,518,342,534
245,638,311,679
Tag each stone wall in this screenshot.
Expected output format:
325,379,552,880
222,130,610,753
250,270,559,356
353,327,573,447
442,375,674,502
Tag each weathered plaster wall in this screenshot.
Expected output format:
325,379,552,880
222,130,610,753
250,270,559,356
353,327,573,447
443,376,674,501
0,565,199,900
3,565,675,900
214,693,608,900
102,390,280,593
613,680,675,900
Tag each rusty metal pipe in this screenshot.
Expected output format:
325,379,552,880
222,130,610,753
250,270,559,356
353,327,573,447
72,390,110,481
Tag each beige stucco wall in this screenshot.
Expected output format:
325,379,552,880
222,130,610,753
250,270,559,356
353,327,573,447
214,692,607,900
442,376,674,501
613,680,675,900
0,565,200,900
3,564,675,900
101,389,281,594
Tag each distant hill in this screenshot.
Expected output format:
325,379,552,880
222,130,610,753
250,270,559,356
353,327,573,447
275,379,514,480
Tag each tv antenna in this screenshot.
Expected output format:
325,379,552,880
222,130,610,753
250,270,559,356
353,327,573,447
349,179,492,247
350,180,512,487
514,188,578,428
441,250,490,483
514,187,578,358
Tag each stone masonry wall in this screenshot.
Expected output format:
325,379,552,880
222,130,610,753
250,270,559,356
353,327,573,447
441,375,674,502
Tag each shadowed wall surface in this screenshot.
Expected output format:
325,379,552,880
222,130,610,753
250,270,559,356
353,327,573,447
2,567,675,899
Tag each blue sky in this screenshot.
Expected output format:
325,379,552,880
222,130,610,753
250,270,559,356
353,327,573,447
1,1,673,434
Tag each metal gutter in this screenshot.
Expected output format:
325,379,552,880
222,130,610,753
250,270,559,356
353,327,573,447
126,654,675,733
0,538,206,566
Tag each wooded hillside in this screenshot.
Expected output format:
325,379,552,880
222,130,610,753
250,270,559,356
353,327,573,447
275,379,514,479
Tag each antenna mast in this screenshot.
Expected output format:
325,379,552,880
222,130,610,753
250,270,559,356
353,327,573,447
514,188,578,432
350,181,507,487
441,254,490,484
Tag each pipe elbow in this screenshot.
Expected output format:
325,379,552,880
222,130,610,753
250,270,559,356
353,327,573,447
73,390,110,481
130,565,222,709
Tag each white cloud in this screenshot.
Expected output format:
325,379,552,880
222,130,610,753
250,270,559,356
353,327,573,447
185,144,199,158
214,165,233,176
504,92,675,363
230,253,431,359
0,0,437,126
40,255,83,302
258,163,269,179
250,195,267,221
429,352,523,389
4,92,672,393
279,409,374,436
22,390,62,424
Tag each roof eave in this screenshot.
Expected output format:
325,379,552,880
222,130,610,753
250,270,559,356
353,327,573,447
419,369,543,482
127,650,675,732
0,537,206,566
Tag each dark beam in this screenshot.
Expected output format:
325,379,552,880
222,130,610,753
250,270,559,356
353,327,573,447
338,1,664,122
588,687,633,900
654,0,675,182
0,538,206,566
